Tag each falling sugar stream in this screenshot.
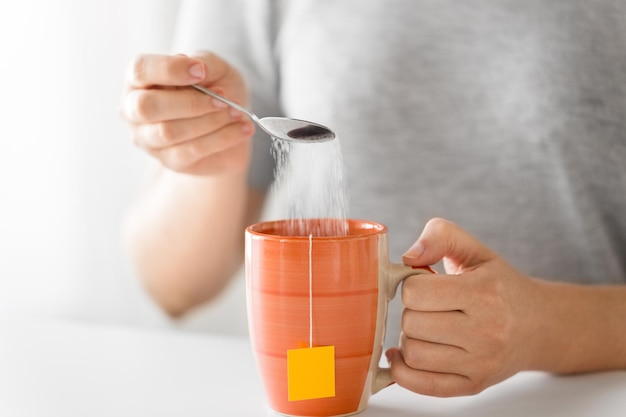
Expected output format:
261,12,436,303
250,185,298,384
270,137,350,237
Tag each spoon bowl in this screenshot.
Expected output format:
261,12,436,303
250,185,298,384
192,85,335,143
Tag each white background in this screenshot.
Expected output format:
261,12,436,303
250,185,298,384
0,0,248,336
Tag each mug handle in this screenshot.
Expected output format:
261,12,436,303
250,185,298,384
372,263,435,394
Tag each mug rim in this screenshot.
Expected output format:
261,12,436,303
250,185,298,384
246,218,387,240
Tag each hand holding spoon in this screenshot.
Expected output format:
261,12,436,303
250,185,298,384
192,85,335,143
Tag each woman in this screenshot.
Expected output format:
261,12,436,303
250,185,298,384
121,0,626,396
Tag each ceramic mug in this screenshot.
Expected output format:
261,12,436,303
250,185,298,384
245,219,433,417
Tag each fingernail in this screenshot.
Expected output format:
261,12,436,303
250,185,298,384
189,63,205,79
402,241,425,260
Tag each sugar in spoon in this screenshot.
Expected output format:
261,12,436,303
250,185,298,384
192,85,335,143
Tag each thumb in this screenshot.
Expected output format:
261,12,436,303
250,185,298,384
191,50,235,86
191,50,249,106
169,52,230,86
402,218,496,273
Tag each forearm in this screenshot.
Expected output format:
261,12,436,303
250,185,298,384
124,167,261,317
529,279,626,373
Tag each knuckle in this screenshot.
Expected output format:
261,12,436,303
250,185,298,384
486,274,506,298
421,217,458,253
474,276,506,311
401,345,420,369
185,139,210,163
401,288,410,307
401,309,409,329
130,131,142,148
161,59,178,80
162,146,192,172
400,309,414,334
130,54,149,83
157,122,178,144
425,217,452,235
492,319,512,346
473,314,509,350
486,330,507,352
400,280,417,307
132,91,155,121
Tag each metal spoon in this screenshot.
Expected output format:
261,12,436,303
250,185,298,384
192,84,335,143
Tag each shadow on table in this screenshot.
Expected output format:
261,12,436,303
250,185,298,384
364,371,626,417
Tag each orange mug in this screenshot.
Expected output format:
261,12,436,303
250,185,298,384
245,219,433,417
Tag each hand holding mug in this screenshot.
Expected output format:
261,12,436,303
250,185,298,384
388,218,541,397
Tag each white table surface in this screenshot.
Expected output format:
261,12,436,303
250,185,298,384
1,316,625,417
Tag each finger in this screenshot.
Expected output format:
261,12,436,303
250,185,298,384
403,218,497,274
401,273,472,311
126,54,207,88
401,309,469,346
386,348,478,397
399,334,469,374
151,120,254,172
132,109,239,150
123,87,228,124
188,51,232,86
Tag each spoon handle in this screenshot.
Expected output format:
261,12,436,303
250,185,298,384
191,85,258,122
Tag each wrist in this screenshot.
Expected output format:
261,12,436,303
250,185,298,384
523,278,566,372
524,279,626,373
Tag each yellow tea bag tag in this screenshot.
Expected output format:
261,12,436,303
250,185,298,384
287,236,336,401
287,345,336,401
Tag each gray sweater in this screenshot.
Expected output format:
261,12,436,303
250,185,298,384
174,0,626,341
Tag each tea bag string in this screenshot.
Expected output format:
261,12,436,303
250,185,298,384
309,233,313,348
